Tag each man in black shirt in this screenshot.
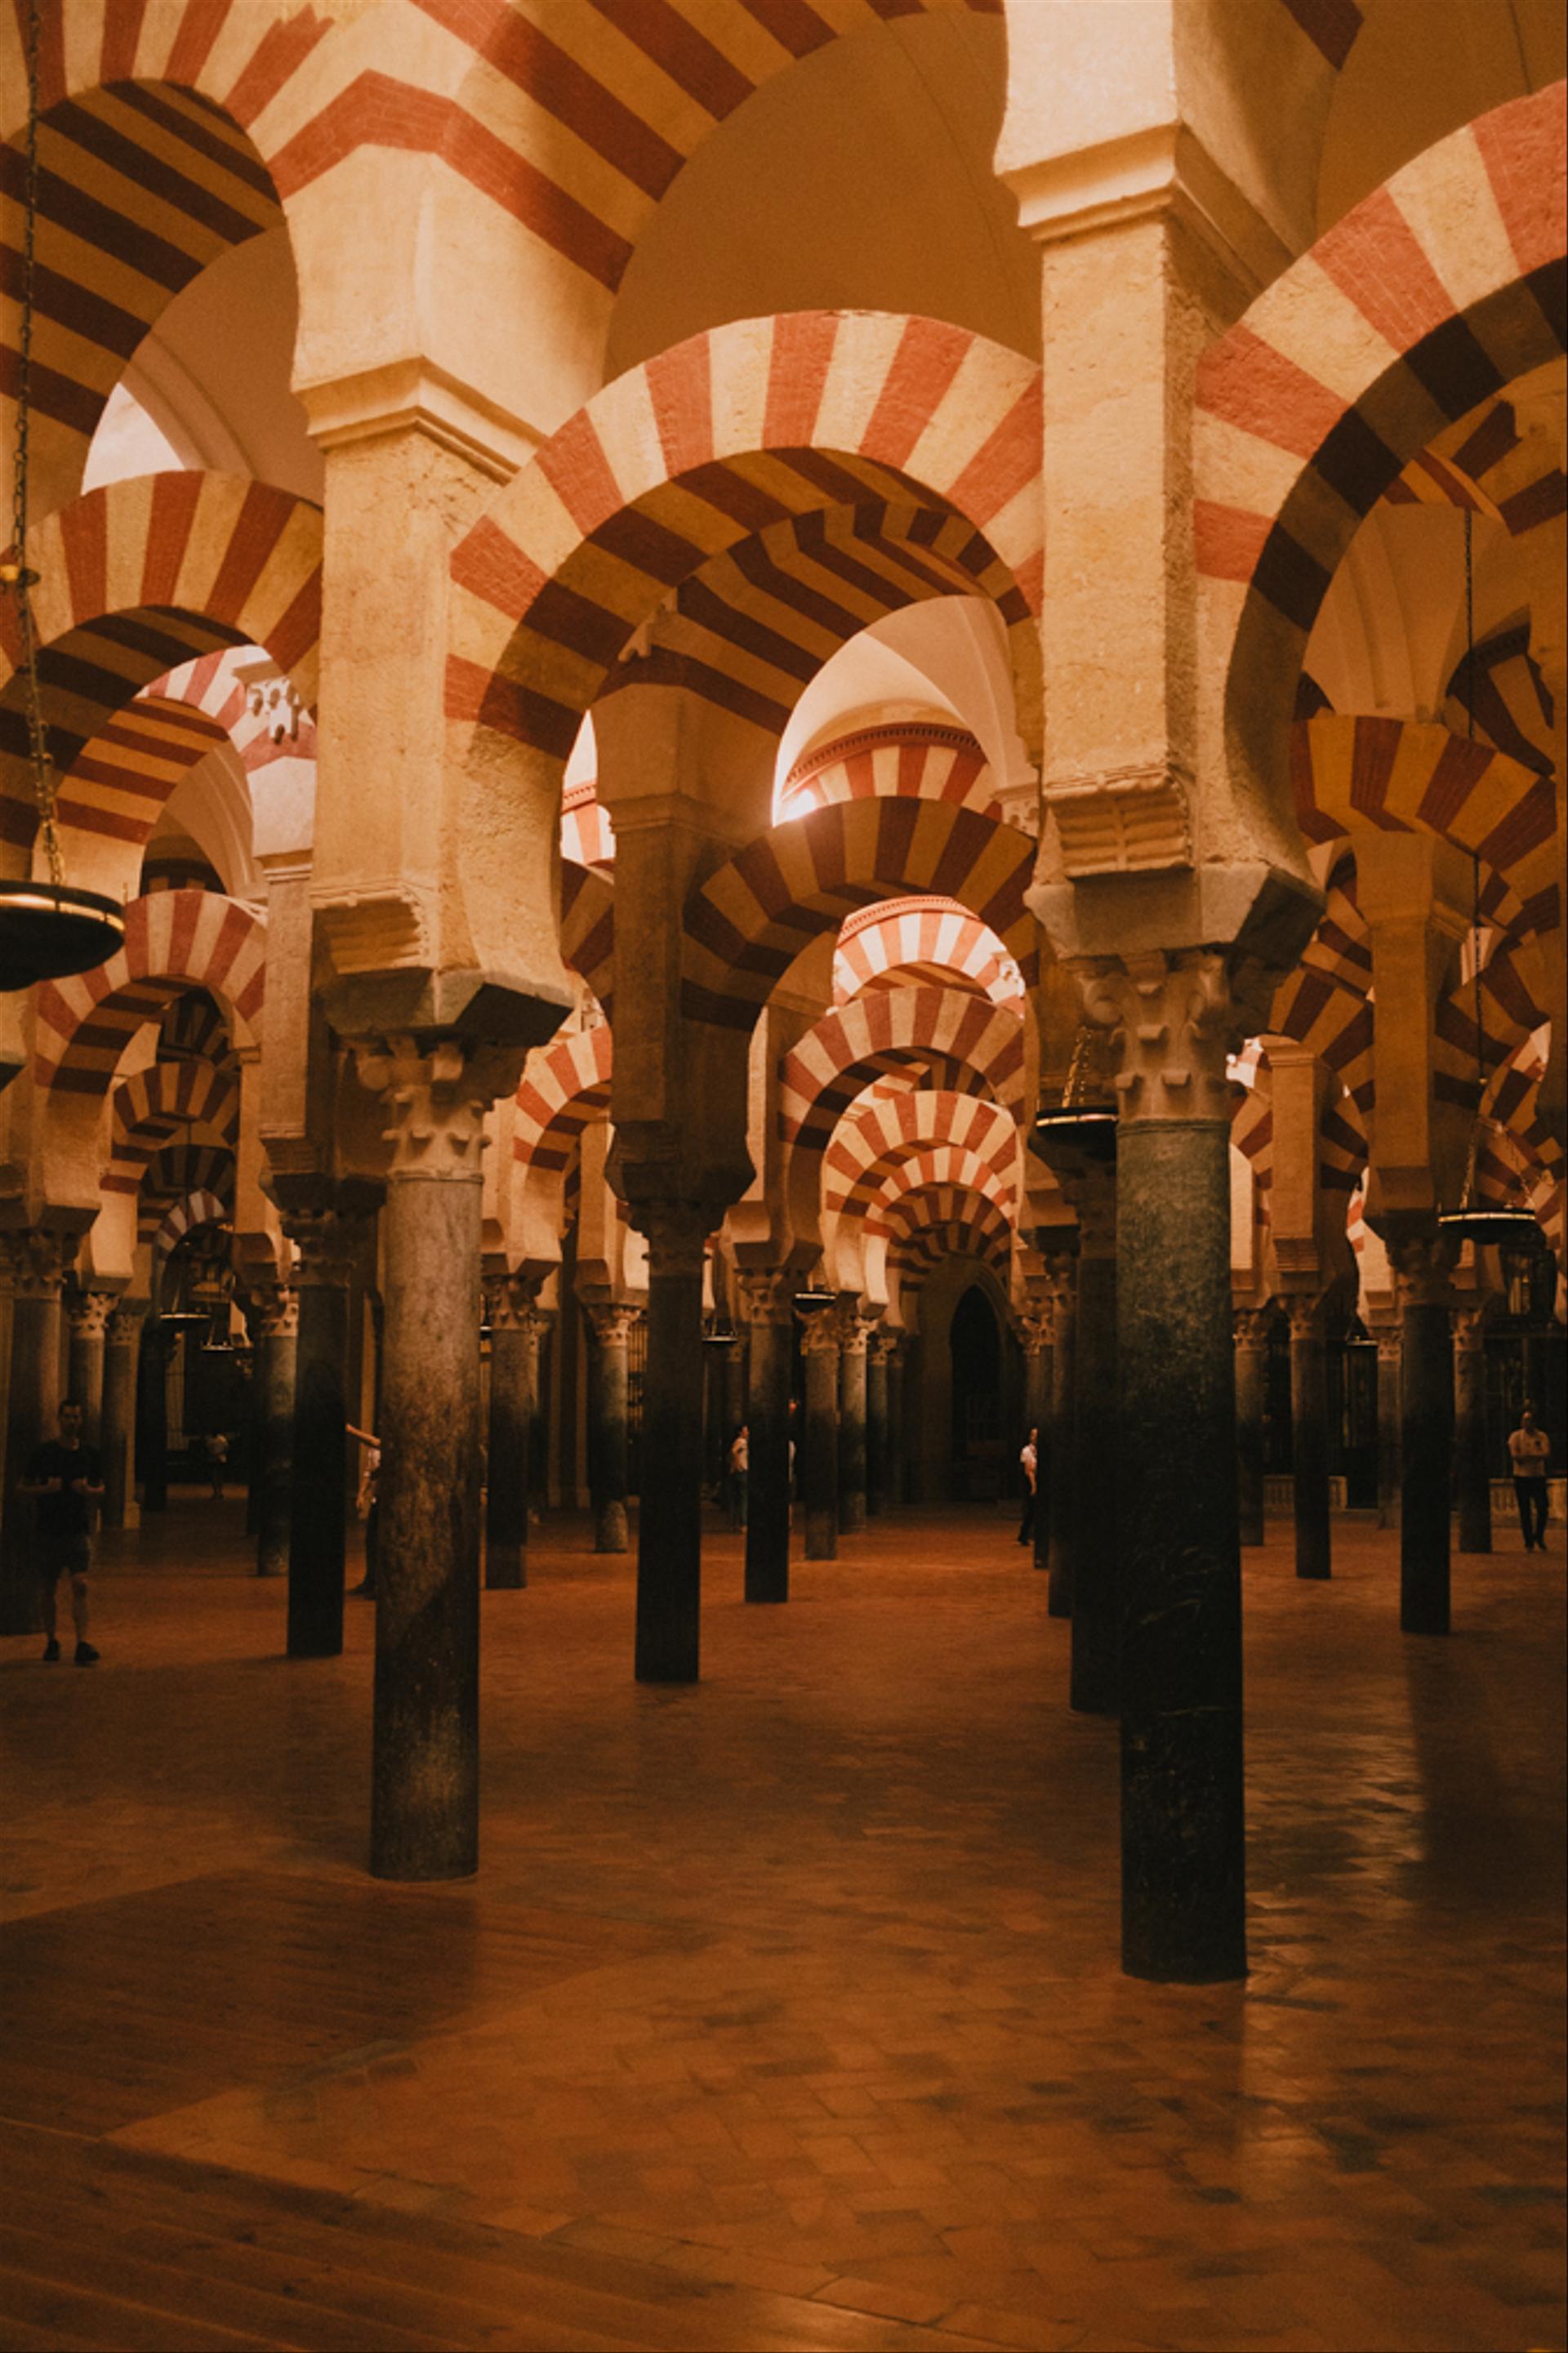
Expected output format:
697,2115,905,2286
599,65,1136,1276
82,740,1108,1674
20,1399,105,1664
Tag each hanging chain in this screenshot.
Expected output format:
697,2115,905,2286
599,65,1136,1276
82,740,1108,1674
1460,506,1486,1204
2,0,63,885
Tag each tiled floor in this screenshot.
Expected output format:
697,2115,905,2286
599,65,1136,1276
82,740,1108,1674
2,1499,1564,2353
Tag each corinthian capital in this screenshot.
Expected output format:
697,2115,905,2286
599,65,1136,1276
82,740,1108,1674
354,1037,514,1180
737,1268,796,1328
1077,949,1266,1125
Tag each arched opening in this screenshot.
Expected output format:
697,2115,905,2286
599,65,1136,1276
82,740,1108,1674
948,1280,1003,1504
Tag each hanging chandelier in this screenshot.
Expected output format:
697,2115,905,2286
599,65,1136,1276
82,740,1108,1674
1033,1024,1117,1160
0,0,125,992
1437,510,1537,1253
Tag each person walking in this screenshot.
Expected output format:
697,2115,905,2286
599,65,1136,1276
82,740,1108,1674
1508,1406,1552,1550
728,1424,749,1531
206,1428,229,1500
1018,1426,1038,1548
20,1399,105,1664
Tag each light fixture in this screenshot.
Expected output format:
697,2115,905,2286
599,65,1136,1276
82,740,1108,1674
702,1315,737,1346
793,1290,835,1313
1437,510,1538,1254
0,0,126,992
1033,1027,1117,1161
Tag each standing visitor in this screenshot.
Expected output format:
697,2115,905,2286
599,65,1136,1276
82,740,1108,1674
1508,1406,1552,1551
1018,1426,1038,1548
20,1400,104,1664
206,1428,229,1500
728,1424,749,1531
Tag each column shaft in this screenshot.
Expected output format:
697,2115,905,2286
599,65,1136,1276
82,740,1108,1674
743,1294,792,1602
1,1251,63,1635
485,1308,532,1586
886,1344,906,1506
1454,1320,1491,1555
802,1323,839,1560
1119,1117,1245,1984
587,1308,632,1555
1046,1275,1076,1617
1023,1328,1052,1571
136,1317,168,1513
635,1211,706,1682
1289,1304,1332,1581
100,1312,140,1533
1376,1337,1402,1528
1234,1320,1268,1549
256,1299,296,1580
287,1251,351,1659
1070,1250,1118,1714
866,1340,889,1517
837,1319,868,1535
1401,1299,1454,1634
66,1295,111,1442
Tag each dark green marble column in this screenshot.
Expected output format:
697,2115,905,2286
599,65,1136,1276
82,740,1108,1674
1022,1308,1052,1571
1234,1308,1270,1548
485,1281,535,1588
1392,1235,1455,1634
285,1219,356,1660
1288,1295,1332,1581
1374,1326,1402,1528
1453,1306,1491,1555
634,1202,708,1682
1070,1186,1119,1716
1045,1260,1077,1617
837,1308,869,1536
886,1339,907,1506
100,1305,141,1533
586,1300,635,1555
65,1290,111,1443
800,1312,840,1560
866,1332,890,1516
254,1286,296,1580
0,1235,64,1635
741,1272,793,1602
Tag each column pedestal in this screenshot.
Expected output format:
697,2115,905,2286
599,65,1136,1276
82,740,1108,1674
586,1301,635,1555
1394,1237,1456,1633
800,1312,840,1560
740,1272,793,1602
837,1308,869,1537
1453,1308,1492,1555
1288,1297,1332,1581
1234,1310,1270,1549
1,1236,65,1636
253,1288,297,1580
285,1218,359,1659
100,1307,142,1532
633,1204,707,1682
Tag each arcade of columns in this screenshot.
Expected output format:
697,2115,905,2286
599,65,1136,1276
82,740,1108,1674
1,2,1563,1984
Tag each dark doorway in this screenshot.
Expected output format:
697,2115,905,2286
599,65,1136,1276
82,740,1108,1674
950,1284,1002,1501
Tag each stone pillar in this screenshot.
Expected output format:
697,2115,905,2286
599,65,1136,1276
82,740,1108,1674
1069,1177,1118,1716
866,1330,892,1517
100,1305,142,1532
1044,1258,1077,1617
631,1202,707,1683
356,1041,496,1879
65,1290,113,1442
1392,1233,1457,1636
1286,1295,1332,1581
800,1310,840,1561
1233,1308,1271,1549
252,1286,297,1580
1453,1305,1492,1555
586,1301,637,1555
885,1337,906,1506
136,1315,169,1513
283,1214,359,1659
485,1278,536,1589
1374,1326,1402,1528
1019,1302,1053,1571
739,1270,794,1603
0,1233,65,1635
1083,951,1255,1984
722,1337,746,1473
836,1307,869,1536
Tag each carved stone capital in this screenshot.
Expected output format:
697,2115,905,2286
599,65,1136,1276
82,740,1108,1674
1452,1304,1491,1353
1018,1304,1054,1357
106,1305,145,1349
284,1212,368,1288
1077,948,1263,1125
354,1037,500,1181
798,1311,841,1359
1285,1294,1329,1341
833,1301,871,1356
1389,1229,1459,1310
250,1286,299,1341
867,1328,900,1364
587,1302,642,1348
1,1229,66,1300
66,1288,115,1341
1232,1306,1273,1353
737,1268,797,1328
630,1200,710,1280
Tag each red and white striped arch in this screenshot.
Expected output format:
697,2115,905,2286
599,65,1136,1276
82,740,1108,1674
105,1062,240,1198
513,1025,614,1179
152,1186,232,1257
1196,86,1566,809
446,311,1042,768
779,723,994,823
561,778,614,869
834,894,1024,1008
560,862,615,1012
823,1091,1018,1221
779,986,1026,1157
33,891,265,1094
684,799,1038,1032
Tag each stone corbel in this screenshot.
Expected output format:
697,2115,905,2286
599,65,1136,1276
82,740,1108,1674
1042,760,1193,880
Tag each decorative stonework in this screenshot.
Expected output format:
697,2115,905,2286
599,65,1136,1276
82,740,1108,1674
355,1039,492,1180
631,1201,710,1280
1018,1304,1054,1357
284,1214,367,1290
1044,760,1192,876
1,1230,65,1301
834,1304,871,1357
797,1313,841,1360
1389,1231,1459,1310
1232,1307,1273,1353
1080,950,1266,1125
66,1290,115,1342
106,1308,145,1350
587,1303,642,1348
250,1288,299,1342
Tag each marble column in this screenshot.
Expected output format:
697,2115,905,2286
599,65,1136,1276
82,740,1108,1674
1233,1308,1271,1549
0,1233,65,1635
65,1290,113,1442
586,1301,637,1555
836,1307,869,1536
1287,1295,1332,1581
1070,1178,1118,1717
800,1310,840,1560
100,1305,142,1532
1392,1234,1457,1635
1085,950,1252,1985
866,1331,892,1517
632,1202,708,1683
358,1042,492,1879
1044,1258,1077,1618
885,1338,906,1507
485,1278,536,1589
252,1286,296,1580
739,1270,793,1604
1020,1303,1053,1572
723,1337,746,1476
1453,1305,1492,1555
1374,1327,1402,1529
283,1213,359,1659
136,1314,169,1514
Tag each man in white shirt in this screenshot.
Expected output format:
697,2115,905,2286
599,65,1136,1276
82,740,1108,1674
1018,1428,1038,1549
1507,1406,1552,1551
